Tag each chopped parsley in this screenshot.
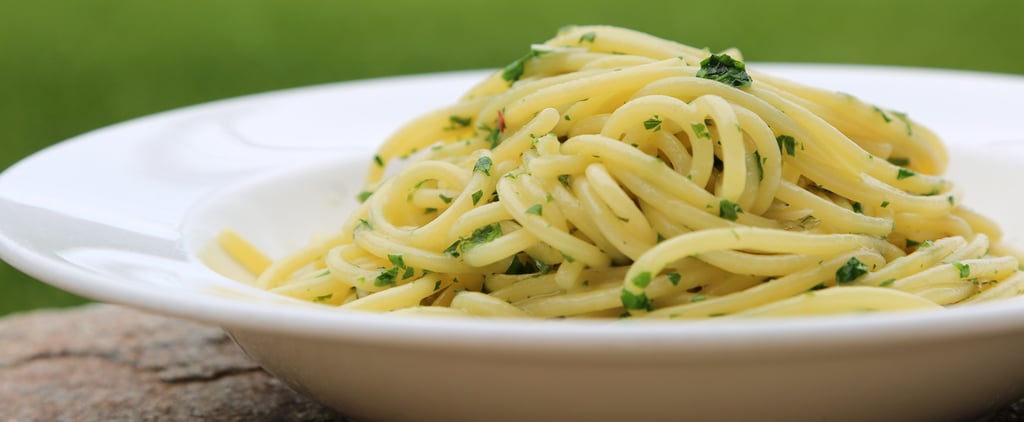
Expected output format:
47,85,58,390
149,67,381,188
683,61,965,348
562,253,575,263
578,31,596,44
691,123,710,139
753,150,764,182
892,111,913,135
357,190,373,203
667,272,681,286
373,155,384,167
374,267,398,287
471,190,484,205
691,295,706,303
388,254,405,267
835,257,869,283
439,194,453,204
506,254,530,274
897,168,916,180
558,174,571,187
776,135,797,156
473,156,493,176
880,200,890,208
695,54,752,87
644,116,662,131
501,48,548,84
873,106,892,123
312,293,333,303
450,223,503,256
525,204,543,216
887,157,911,167
879,279,896,287
719,199,743,221
852,202,863,214
620,289,653,311
953,262,971,278
447,115,472,129
631,272,653,288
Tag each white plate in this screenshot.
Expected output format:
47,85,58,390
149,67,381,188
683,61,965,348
3,65,1024,421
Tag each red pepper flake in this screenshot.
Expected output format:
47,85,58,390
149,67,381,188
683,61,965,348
497,110,506,134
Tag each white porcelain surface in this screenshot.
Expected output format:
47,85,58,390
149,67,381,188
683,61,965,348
3,65,1024,421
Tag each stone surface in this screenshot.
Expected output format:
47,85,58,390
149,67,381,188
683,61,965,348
0,304,344,421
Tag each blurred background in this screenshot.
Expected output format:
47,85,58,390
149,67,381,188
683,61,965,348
1,0,1022,316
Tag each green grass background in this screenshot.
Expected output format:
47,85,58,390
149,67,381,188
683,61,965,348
1,0,1022,316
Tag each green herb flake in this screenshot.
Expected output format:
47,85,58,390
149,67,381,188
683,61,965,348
906,239,920,249
471,190,484,205
852,202,863,214
644,116,662,131
691,123,710,139
776,135,797,156
892,111,913,135
667,273,681,286
462,223,503,253
719,199,743,221
631,271,653,288
620,289,653,311
501,51,537,84
558,174,571,187
562,253,575,263
947,195,955,206
439,194,453,204
953,262,971,278
357,190,373,203
433,280,442,291
881,201,890,208
447,115,472,129
525,204,543,216
753,150,764,182
313,293,333,303
424,207,438,214
473,156,493,176
578,31,596,44
873,106,892,123
388,254,405,268
897,168,916,180
887,157,910,167
373,155,384,167
691,294,706,303
443,240,463,257
879,279,896,287
506,254,529,274
374,268,398,287
695,54,752,87
356,219,372,231
835,257,869,283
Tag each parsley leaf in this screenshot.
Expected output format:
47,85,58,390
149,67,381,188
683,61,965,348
836,257,869,283
887,157,910,167
620,289,653,311
897,168,915,180
695,54,752,87
644,116,662,131
631,272,652,288
719,199,743,221
473,156,493,176
578,31,596,44
667,273,681,286
525,204,543,216
471,190,484,205
953,262,971,278
776,135,797,156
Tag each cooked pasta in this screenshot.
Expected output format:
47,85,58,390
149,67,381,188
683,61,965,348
223,25,1024,319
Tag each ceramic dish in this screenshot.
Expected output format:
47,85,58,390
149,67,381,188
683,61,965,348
3,65,1024,421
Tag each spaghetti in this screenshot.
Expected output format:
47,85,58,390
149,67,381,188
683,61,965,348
224,25,1024,318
